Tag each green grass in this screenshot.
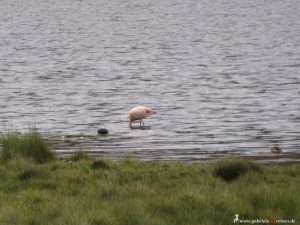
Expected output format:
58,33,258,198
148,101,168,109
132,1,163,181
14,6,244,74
1,131,54,163
0,131,299,225
213,159,262,181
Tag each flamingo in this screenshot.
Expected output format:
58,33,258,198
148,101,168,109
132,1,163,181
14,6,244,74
128,106,157,129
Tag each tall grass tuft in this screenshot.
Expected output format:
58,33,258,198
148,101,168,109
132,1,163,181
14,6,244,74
0,130,54,163
213,159,261,181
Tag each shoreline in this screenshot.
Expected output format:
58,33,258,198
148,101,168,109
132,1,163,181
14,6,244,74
44,134,300,164
55,150,300,165
48,135,300,164
1,131,299,164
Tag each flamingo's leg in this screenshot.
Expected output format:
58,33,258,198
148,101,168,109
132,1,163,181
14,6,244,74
139,120,144,127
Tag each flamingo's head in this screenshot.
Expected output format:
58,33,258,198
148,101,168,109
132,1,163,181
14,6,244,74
145,108,157,116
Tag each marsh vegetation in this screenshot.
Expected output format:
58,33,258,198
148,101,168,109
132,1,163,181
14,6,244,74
0,131,299,225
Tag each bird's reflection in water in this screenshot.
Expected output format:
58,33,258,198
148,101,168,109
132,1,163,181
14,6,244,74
130,124,152,130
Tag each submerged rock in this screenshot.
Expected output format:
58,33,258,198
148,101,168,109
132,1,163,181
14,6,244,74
97,128,109,135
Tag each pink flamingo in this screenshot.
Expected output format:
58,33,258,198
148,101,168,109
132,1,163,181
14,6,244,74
128,106,157,129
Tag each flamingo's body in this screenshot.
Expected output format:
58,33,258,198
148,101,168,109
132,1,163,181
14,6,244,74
128,106,156,129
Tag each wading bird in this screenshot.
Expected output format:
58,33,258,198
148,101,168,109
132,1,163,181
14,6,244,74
128,106,156,129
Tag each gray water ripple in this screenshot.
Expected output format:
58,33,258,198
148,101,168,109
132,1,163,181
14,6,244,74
0,0,299,162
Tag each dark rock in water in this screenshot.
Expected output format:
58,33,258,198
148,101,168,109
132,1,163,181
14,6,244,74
270,145,282,154
97,128,109,135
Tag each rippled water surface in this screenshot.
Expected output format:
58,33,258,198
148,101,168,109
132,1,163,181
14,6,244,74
1,0,299,162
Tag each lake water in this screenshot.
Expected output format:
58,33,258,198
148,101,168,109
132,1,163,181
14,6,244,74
1,0,299,163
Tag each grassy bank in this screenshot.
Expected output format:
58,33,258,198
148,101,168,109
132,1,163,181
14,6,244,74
0,132,299,225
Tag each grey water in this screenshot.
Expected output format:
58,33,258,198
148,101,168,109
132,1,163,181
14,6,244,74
0,0,299,163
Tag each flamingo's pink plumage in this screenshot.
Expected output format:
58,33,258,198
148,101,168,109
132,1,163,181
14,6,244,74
128,106,156,129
